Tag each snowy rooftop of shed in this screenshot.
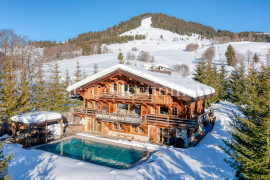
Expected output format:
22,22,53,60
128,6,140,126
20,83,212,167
10,111,62,124
67,64,215,99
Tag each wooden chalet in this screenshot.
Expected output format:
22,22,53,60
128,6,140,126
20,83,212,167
67,64,215,147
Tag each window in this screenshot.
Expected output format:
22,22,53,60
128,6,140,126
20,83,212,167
94,101,99,109
130,104,141,115
160,106,168,115
97,122,101,132
151,106,157,114
139,85,146,93
138,127,144,134
113,84,118,93
129,84,136,94
172,107,177,116
164,129,170,144
113,123,117,130
119,124,124,131
131,125,136,133
117,104,128,114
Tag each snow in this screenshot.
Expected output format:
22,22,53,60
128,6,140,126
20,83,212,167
10,111,62,124
4,101,240,180
67,64,215,99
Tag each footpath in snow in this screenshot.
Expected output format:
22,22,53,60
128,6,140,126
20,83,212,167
3,101,239,180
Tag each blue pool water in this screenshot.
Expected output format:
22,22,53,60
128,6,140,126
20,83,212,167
36,138,147,169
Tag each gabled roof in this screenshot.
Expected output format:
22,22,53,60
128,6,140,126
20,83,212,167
67,64,215,100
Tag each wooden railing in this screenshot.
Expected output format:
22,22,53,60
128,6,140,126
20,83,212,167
142,109,215,128
95,111,142,124
98,92,152,102
73,106,96,116
73,106,215,128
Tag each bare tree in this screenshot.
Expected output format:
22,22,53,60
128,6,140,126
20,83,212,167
173,64,189,77
186,43,199,52
201,46,215,63
137,51,150,62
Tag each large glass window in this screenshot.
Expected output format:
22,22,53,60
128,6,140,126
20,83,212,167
113,84,117,93
97,122,101,132
164,129,170,143
172,107,177,116
117,104,128,114
160,106,168,115
129,84,136,94
130,104,141,115
139,85,146,93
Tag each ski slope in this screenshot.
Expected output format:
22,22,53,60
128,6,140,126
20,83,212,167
45,17,270,82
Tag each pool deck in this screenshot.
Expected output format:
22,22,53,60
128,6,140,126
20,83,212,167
31,133,158,170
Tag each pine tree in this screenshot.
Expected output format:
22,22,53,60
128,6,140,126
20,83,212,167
17,66,32,114
225,44,237,66
0,57,18,121
118,52,124,64
222,62,270,179
63,68,72,110
228,60,247,104
33,64,47,111
82,69,87,79
74,60,83,82
92,63,98,74
194,58,207,83
46,62,67,112
0,139,14,180
253,53,259,63
218,62,227,100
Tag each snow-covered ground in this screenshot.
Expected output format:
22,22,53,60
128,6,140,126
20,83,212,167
4,101,240,180
44,17,270,81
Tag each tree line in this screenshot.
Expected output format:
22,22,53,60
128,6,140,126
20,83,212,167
194,44,270,179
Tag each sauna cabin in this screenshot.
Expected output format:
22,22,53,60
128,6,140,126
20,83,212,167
67,64,215,147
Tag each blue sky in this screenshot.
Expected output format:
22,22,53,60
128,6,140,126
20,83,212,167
1,0,269,42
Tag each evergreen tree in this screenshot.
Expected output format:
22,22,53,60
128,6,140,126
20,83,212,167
222,62,270,179
74,60,83,82
33,64,47,111
46,62,67,112
194,58,207,83
63,68,72,110
92,63,98,75
82,69,87,79
17,66,32,114
225,44,237,66
118,52,124,64
228,60,247,104
0,57,18,121
0,139,14,180
253,53,259,63
218,62,227,100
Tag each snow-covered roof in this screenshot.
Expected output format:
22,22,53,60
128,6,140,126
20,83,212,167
67,64,215,99
10,111,62,124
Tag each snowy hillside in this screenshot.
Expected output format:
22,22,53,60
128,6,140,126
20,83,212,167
48,17,270,81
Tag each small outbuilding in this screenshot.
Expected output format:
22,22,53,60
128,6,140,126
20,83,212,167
10,111,63,146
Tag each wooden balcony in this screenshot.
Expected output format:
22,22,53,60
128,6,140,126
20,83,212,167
142,109,214,128
73,106,96,116
98,92,152,103
72,106,215,128
95,111,142,124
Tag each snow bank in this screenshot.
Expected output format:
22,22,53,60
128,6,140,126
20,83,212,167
67,64,215,99
10,111,61,124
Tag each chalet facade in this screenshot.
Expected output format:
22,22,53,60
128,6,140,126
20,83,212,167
67,64,215,147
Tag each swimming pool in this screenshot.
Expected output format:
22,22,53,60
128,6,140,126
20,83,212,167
35,137,148,169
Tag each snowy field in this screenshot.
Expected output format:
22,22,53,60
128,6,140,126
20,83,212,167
44,17,270,81
4,101,240,180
